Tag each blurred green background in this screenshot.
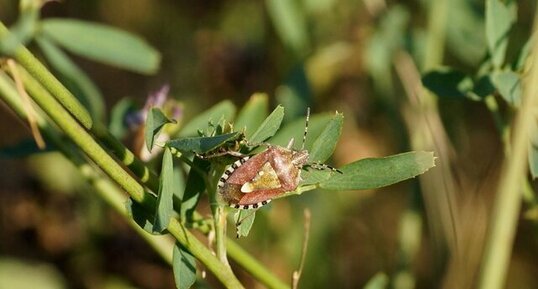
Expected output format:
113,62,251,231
1,0,538,288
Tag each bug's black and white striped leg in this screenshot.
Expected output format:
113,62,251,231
197,150,246,160
217,155,250,189
305,162,343,174
229,199,272,210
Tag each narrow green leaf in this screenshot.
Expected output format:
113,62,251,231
153,148,175,233
364,272,389,289
234,93,269,138
320,151,436,190
249,105,285,144
300,169,333,186
485,0,517,67
308,112,343,163
166,132,240,154
36,36,105,121
265,0,309,56
491,70,522,106
173,243,197,289
181,158,209,221
40,19,161,74
269,113,333,150
126,198,155,234
145,108,175,152
422,68,473,99
514,37,532,71
179,100,236,137
234,210,256,238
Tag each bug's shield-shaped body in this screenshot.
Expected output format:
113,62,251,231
218,145,309,209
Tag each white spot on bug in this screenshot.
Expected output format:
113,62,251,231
241,182,254,193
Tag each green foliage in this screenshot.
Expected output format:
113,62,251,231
249,105,285,144
109,98,137,139
234,210,256,238
178,100,236,137
265,0,308,56
173,243,197,289
308,112,343,163
422,68,474,99
40,19,161,74
319,151,435,191
234,93,269,138
36,37,105,121
491,70,522,106
166,132,241,154
154,148,175,233
145,108,175,152
485,0,516,67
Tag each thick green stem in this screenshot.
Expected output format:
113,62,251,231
0,21,93,129
0,72,245,288
477,13,538,289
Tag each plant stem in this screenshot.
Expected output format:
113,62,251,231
0,21,93,129
477,13,538,289
0,71,245,288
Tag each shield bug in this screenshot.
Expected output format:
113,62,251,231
218,108,340,210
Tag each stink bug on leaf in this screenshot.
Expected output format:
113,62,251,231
218,108,340,210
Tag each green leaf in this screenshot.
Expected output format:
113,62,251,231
471,75,495,99
173,243,197,289
145,108,175,152
491,70,522,106
485,0,517,67
269,113,333,150
300,169,333,186
40,19,161,74
234,93,269,138
265,0,309,56
126,198,155,234
179,100,236,137
36,36,105,121
422,68,473,99
249,105,285,144
109,98,137,139
514,37,532,71
364,272,389,289
234,210,256,238
320,151,436,190
166,132,241,154
153,148,175,233
308,112,343,163
181,158,209,221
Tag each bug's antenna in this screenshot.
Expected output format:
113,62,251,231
301,107,310,150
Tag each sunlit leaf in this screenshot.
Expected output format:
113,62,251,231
0,257,66,289
364,272,389,289
308,112,343,163
145,108,175,152
249,105,285,144
485,0,516,67
173,243,197,289
265,0,308,56
179,100,236,137
491,70,522,106
153,148,175,233
166,132,240,154
320,151,435,190
40,19,161,74
269,113,332,150
234,210,256,238
234,93,269,138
